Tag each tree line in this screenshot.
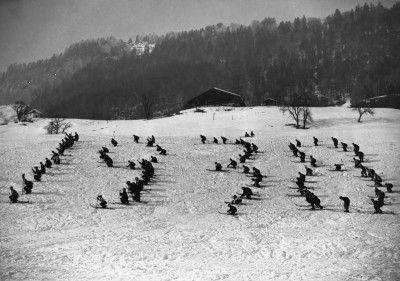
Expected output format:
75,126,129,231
2,2,399,120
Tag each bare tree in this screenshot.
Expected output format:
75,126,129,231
141,93,154,120
280,93,304,128
45,117,71,134
352,106,375,122
301,107,313,129
12,101,29,122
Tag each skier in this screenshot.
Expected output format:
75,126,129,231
239,186,253,199
22,173,33,194
292,146,299,157
296,180,306,196
358,151,364,162
111,138,118,146
360,164,368,177
146,139,154,147
227,203,237,215
299,152,306,163
341,142,348,152
334,164,344,171
45,157,52,168
252,167,262,178
227,158,237,169
339,196,350,212
332,137,338,148
252,177,262,187
150,156,158,163
245,132,250,137
200,135,207,144
215,162,222,171
105,155,113,167
9,186,19,203
305,166,313,176
230,195,243,205
375,188,385,206
295,139,301,147
238,154,246,163
127,160,136,169
51,151,60,164
371,199,383,214
310,156,317,167
74,132,79,141
352,143,360,155
385,183,393,193
159,148,167,155
39,162,46,174
235,139,241,145
374,174,383,187
250,131,255,137
353,158,361,168
96,195,107,208
305,190,323,210
156,145,162,152
120,188,129,204
242,165,250,174
213,137,218,144
32,167,42,181
297,172,306,183
368,168,376,179
221,136,227,144
251,143,258,153
313,136,319,146
133,135,140,143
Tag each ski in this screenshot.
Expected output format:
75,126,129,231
90,204,115,209
218,211,239,216
10,201,30,204
224,201,246,205
206,169,229,173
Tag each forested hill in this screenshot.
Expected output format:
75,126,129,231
3,3,400,120
0,37,130,104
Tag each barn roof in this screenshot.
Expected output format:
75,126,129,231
28,109,43,115
187,87,246,108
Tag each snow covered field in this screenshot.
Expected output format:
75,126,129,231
1,106,399,281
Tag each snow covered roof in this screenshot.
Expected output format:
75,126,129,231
28,109,43,115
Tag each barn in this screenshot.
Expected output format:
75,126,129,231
187,88,246,108
27,109,43,119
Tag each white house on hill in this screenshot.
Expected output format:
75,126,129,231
27,109,43,119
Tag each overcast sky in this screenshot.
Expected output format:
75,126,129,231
0,0,397,72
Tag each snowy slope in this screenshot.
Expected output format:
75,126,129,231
0,106,399,281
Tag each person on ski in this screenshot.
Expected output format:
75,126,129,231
111,138,118,147
133,135,140,143
313,136,319,146
238,154,246,163
230,195,243,205
239,186,253,199
250,131,255,137
339,196,350,212
358,151,364,162
213,137,218,144
146,139,154,147
242,165,250,174
310,156,317,167
22,173,33,194
252,167,262,178
305,190,323,210
45,157,52,168
374,174,383,187
120,188,129,204
297,172,306,183
375,188,385,206
352,143,360,155
74,132,79,141
127,160,136,169
305,166,313,176
385,183,393,193
252,177,262,187
221,136,227,144
200,135,206,144
9,186,19,203
227,203,237,215
227,158,237,169
215,162,222,171
235,139,241,145
39,162,46,174
334,164,343,171
295,139,301,147
353,158,361,168
296,180,306,196
332,137,339,148
97,195,107,208
360,164,368,177
150,156,158,163
159,148,167,155
371,199,383,214
368,168,376,179
251,143,258,153
341,142,348,152
51,151,61,164
299,152,306,163
245,132,250,137
32,166,42,181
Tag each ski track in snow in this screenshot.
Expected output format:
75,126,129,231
0,107,400,280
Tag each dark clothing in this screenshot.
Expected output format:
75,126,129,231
341,142,348,151
213,137,218,144
133,135,140,143
215,163,222,171
23,179,33,194
305,167,313,176
371,199,383,214
242,166,250,174
120,190,129,204
296,139,301,147
353,143,360,155
9,189,19,203
334,164,342,171
111,138,118,146
358,151,364,162
227,159,237,168
150,156,158,163
45,158,52,168
240,187,253,199
227,204,237,215
339,196,350,212
159,149,167,155
127,161,136,169
332,137,338,148
200,135,206,144
299,152,306,163
310,156,317,167
221,137,227,144
385,183,393,193
313,137,319,146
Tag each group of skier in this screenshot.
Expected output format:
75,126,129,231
9,132,79,203
96,134,163,208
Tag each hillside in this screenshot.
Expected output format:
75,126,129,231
1,106,399,280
